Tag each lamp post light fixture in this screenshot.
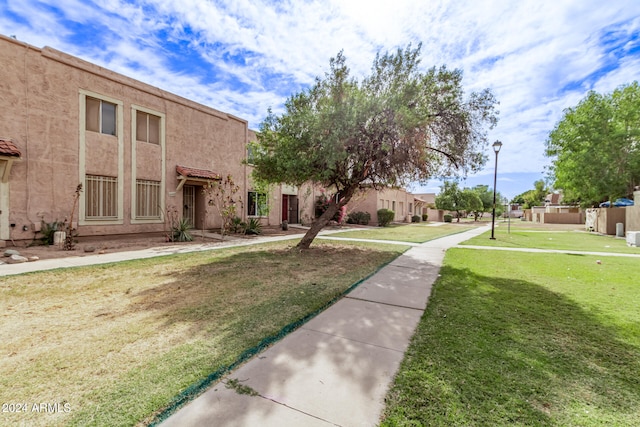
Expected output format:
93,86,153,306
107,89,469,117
490,140,502,240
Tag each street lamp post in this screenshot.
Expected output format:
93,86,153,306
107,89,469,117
490,140,502,240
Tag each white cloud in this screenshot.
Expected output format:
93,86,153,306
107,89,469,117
2,0,640,197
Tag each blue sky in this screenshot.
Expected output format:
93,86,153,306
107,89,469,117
2,0,640,199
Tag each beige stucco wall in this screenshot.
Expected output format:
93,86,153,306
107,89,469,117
541,212,584,224
349,187,415,225
0,35,251,241
345,189,378,223
625,191,640,233
593,207,626,235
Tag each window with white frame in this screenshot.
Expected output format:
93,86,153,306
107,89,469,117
136,111,160,144
85,175,118,219
247,191,268,216
136,180,161,219
86,97,117,135
409,203,413,213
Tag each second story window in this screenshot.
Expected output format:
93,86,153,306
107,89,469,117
136,111,160,144
86,97,117,136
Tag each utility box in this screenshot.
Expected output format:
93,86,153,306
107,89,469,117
627,231,640,247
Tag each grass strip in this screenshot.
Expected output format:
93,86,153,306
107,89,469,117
331,223,478,243
381,248,640,426
462,227,640,254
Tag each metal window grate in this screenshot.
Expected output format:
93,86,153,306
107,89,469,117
85,175,117,219
136,180,161,219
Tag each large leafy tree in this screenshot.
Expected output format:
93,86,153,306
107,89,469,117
435,181,465,221
252,44,498,249
435,182,484,221
511,179,549,208
461,188,483,220
470,184,495,220
546,82,640,207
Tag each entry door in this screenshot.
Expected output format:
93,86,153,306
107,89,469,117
282,195,289,222
288,196,299,223
183,185,196,227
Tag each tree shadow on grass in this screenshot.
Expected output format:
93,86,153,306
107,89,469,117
382,265,640,426
111,245,406,426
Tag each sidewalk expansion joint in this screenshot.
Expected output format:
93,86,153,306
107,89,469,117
299,327,407,354
258,395,341,426
388,263,435,270
344,296,425,312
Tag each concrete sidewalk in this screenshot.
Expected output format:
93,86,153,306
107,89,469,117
158,225,490,427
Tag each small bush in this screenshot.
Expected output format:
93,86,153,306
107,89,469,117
245,218,262,235
444,214,453,223
229,216,244,233
377,209,395,227
347,211,371,225
411,215,421,223
172,218,193,242
422,214,428,222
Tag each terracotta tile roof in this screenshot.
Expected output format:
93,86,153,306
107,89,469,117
176,165,221,180
0,138,21,157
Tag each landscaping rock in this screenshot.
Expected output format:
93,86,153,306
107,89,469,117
27,256,40,262
84,246,96,253
4,249,20,257
7,254,28,264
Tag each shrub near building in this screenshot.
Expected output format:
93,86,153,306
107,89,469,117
377,209,395,226
347,211,371,225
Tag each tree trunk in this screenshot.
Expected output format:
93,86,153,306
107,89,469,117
297,188,355,250
297,204,339,249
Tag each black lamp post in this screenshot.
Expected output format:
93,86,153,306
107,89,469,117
490,140,502,240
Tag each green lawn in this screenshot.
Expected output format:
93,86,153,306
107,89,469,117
461,227,640,254
331,223,479,243
0,240,407,427
381,248,640,426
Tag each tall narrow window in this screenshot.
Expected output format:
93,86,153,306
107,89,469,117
86,97,117,135
136,180,161,219
85,175,118,219
248,191,268,216
136,111,160,144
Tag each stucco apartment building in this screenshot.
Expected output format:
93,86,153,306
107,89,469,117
0,34,282,245
0,35,444,246
341,188,436,225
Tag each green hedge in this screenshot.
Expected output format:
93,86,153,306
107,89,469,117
347,211,371,225
377,209,395,227
444,214,453,223
411,215,421,223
